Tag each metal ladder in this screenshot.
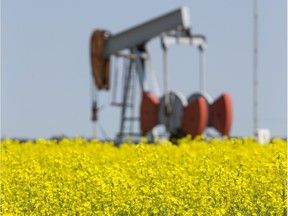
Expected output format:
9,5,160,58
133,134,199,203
116,59,140,143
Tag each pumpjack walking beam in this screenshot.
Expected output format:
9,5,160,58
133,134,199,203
103,7,191,57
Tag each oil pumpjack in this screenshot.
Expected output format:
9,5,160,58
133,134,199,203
90,7,233,143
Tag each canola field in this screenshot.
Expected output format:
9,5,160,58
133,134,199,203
1,137,287,215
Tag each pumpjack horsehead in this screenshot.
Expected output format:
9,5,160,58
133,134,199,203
90,7,232,143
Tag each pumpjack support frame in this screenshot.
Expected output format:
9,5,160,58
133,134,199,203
90,6,232,143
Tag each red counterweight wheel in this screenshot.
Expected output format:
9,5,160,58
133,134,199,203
182,96,208,137
140,92,160,134
208,93,233,136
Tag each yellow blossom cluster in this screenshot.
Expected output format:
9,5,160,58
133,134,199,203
1,137,287,215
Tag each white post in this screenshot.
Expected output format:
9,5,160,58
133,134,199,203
163,46,171,115
199,48,205,93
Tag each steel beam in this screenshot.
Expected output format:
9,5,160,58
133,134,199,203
161,35,207,49
104,7,190,56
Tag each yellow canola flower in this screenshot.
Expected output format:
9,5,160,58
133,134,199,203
0,137,287,215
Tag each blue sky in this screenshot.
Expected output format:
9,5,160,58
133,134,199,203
1,0,287,139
